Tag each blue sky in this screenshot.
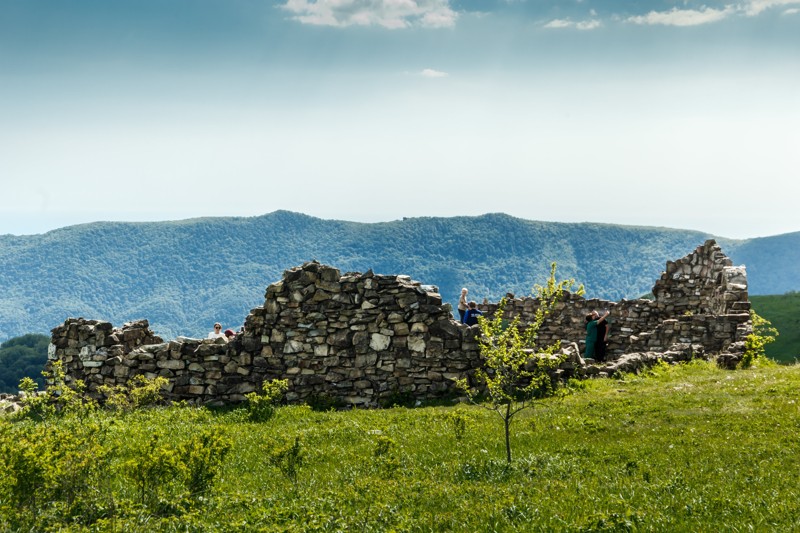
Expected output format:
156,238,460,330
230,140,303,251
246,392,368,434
1,0,798,238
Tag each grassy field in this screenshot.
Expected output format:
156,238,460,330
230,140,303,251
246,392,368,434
751,293,800,364
3,358,800,531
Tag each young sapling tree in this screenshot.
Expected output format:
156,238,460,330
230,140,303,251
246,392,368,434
458,263,583,463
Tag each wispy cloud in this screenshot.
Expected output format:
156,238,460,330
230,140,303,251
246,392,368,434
783,6,800,14
743,0,800,16
543,17,602,29
280,0,457,29
622,1,800,25
543,18,571,28
626,5,736,26
420,68,448,78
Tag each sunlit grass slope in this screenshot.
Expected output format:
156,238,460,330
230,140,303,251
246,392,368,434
3,360,800,531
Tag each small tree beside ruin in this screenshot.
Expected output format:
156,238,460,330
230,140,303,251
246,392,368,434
740,310,778,369
458,263,583,464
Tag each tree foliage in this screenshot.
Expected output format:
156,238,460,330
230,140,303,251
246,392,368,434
0,333,49,393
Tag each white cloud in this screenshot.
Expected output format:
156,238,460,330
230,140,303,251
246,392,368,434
576,19,602,29
626,5,735,26
420,68,448,78
743,0,800,15
544,18,572,28
280,0,457,29
543,17,601,29
545,1,800,28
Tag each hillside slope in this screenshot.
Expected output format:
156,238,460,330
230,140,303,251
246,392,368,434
750,293,800,363
1,211,797,340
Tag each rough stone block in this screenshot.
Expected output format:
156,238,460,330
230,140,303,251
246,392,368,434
369,333,391,351
408,336,426,353
157,360,185,370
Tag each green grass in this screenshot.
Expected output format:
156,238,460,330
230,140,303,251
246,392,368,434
3,359,800,531
751,292,800,363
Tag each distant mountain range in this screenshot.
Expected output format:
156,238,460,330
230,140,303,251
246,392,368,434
1,211,798,341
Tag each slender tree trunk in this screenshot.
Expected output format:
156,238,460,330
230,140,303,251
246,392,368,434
505,402,512,464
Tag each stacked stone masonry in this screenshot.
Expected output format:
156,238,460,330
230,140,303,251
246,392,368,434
49,239,752,407
481,240,751,359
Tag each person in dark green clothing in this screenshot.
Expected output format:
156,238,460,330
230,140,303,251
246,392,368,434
584,309,610,359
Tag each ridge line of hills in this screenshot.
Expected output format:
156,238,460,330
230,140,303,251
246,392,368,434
1,210,798,341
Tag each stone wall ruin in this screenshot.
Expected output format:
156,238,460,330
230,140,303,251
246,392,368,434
48,239,752,407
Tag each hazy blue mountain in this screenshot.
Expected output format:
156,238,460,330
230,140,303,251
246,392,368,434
1,211,797,341
722,233,800,296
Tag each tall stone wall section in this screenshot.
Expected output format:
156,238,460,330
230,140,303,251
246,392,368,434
238,263,483,404
48,239,751,407
50,264,484,407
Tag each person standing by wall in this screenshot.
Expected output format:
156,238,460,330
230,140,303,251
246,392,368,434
457,288,469,322
595,311,610,362
584,309,609,359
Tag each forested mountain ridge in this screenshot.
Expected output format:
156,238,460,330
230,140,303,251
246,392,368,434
1,211,798,341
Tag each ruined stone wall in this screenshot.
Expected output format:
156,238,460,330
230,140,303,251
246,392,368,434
480,240,751,358
48,239,751,407
48,319,163,370
50,264,485,407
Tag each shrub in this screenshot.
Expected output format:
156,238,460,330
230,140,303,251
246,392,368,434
98,374,169,411
270,436,304,484
124,434,183,510
445,410,469,441
740,311,778,369
245,379,289,422
0,419,112,528
121,427,231,512
17,361,95,421
177,430,232,500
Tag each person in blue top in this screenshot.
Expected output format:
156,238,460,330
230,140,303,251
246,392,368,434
584,309,610,359
462,301,483,326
